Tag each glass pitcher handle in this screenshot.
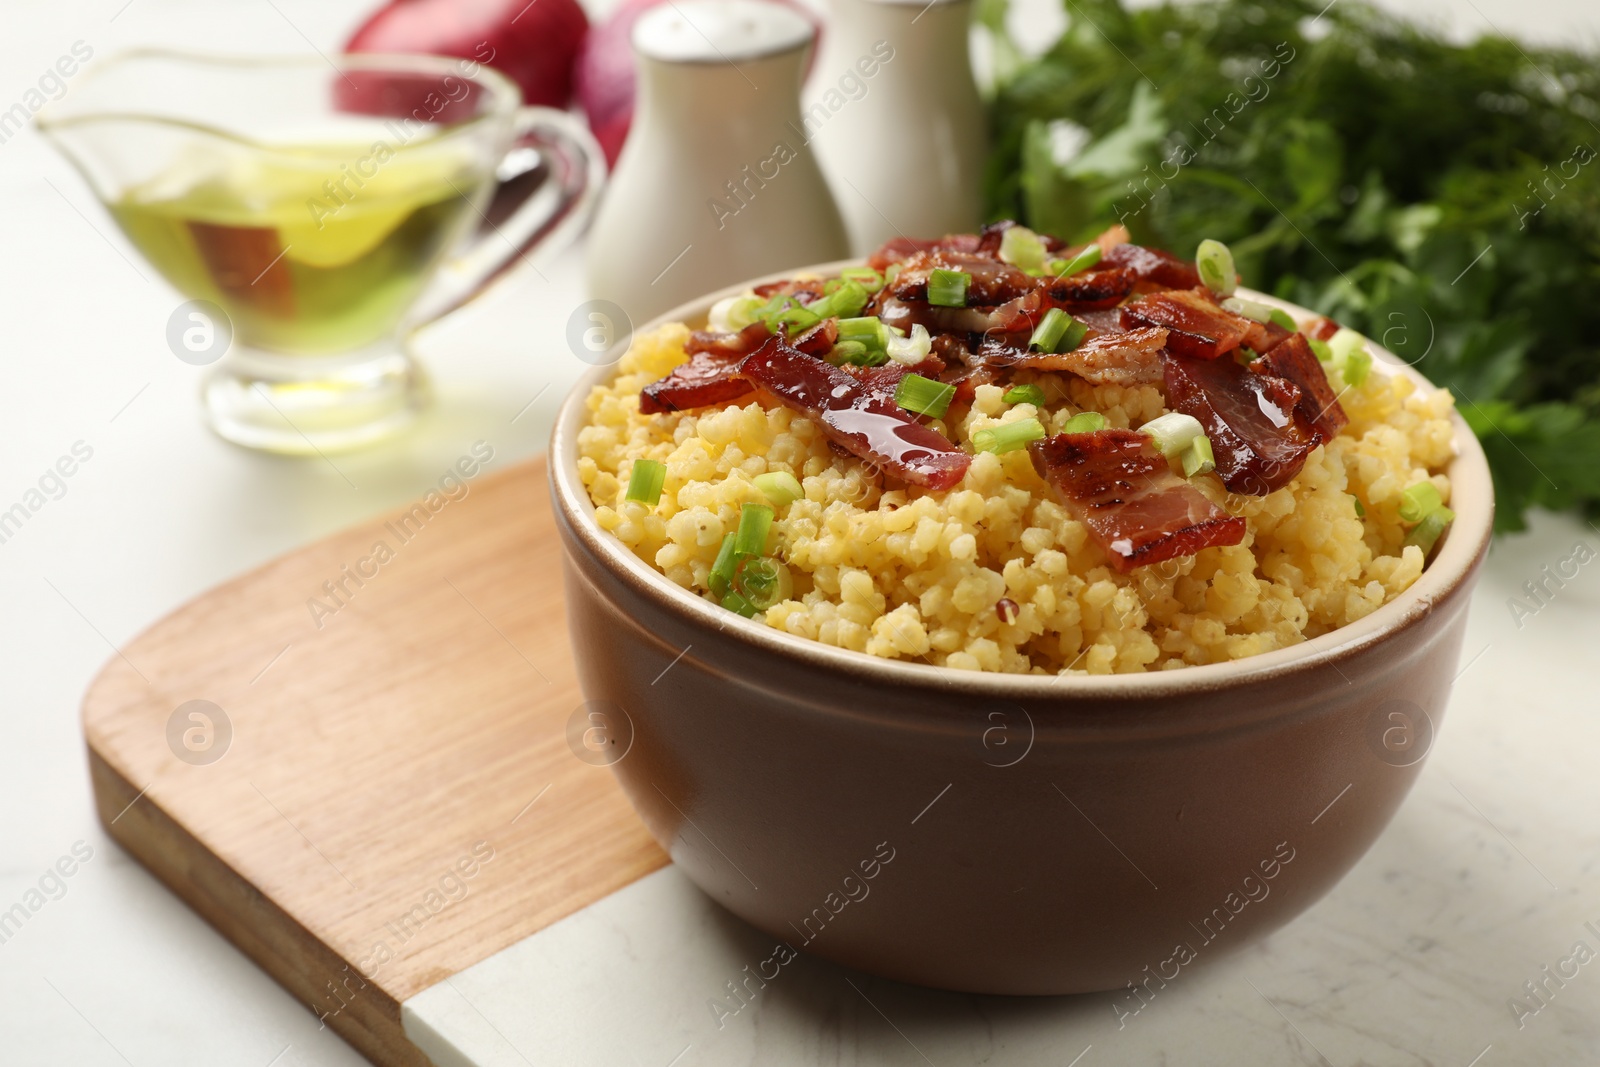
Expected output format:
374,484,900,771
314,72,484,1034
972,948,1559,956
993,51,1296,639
410,105,604,329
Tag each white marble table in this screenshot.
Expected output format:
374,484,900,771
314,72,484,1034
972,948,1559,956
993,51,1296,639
1,1,1598,1065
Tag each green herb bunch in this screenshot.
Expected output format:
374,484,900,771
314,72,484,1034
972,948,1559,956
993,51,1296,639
983,0,1600,531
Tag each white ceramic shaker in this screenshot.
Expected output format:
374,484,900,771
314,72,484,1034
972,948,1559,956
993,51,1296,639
804,0,986,254
585,0,850,325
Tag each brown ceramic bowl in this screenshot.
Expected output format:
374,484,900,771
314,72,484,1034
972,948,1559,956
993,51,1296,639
548,270,1494,996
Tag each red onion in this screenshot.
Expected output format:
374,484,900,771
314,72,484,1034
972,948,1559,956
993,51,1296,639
343,0,589,109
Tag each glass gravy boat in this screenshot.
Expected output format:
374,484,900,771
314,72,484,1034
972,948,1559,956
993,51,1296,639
39,50,601,453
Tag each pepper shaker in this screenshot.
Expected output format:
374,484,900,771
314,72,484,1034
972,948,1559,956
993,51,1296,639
586,0,850,325
804,0,986,254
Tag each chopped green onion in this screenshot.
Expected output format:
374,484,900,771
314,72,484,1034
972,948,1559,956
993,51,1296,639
1028,308,1089,353
1003,383,1047,407
885,323,933,365
999,226,1048,272
1061,411,1108,434
1327,326,1372,383
927,268,970,307
809,279,869,320
1029,308,1068,351
830,340,886,367
709,533,740,598
1404,506,1455,557
894,373,956,418
721,589,760,618
1180,435,1216,477
768,305,820,334
830,340,867,363
1221,298,1296,333
1222,296,1276,324
840,266,884,293
754,470,804,507
733,556,793,611
1342,348,1372,387
1196,239,1237,296
1139,411,1206,457
1352,495,1366,517
1309,337,1334,362
884,263,902,285
973,417,1047,455
752,292,793,322
734,502,774,557
625,459,666,505
709,293,763,332
1399,481,1445,522
1239,347,1261,363
838,316,888,348
1049,244,1103,277
1327,327,1366,362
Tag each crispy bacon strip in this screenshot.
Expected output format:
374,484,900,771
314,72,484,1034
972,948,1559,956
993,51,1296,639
640,323,771,414
867,233,982,271
1075,308,1127,335
1255,332,1348,442
684,321,770,358
639,319,837,414
790,318,839,358
1120,288,1253,359
1038,267,1136,312
740,337,970,490
977,327,1169,385
1101,243,1203,291
1164,353,1317,494
1029,430,1246,573
842,355,947,405
752,277,829,301
1306,316,1340,341
1186,288,1293,354
888,251,1038,307
941,364,997,404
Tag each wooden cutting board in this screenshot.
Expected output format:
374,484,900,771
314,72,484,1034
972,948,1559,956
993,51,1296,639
81,457,668,1066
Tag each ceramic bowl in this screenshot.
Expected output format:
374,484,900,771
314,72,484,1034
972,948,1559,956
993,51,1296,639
548,268,1495,995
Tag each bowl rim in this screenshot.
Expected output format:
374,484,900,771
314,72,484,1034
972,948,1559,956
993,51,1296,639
550,260,1495,702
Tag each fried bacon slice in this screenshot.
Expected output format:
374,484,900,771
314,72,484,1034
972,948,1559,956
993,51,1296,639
1163,353,1317,494
887,251,1038,307
1305,316,1341,341
1241,317,1292,355
1255,332,1348,442
790,318,839,358
1120,288,1254,359
684,322,770,358
740,337,971,490
1029,430,1246,573
752,277,829,301
1075,308,1127,335
867,233,982,271
1101,243,1204,291
639,322,771,414
977,326,1169,386
1038,267,1136,312
841,355,947,406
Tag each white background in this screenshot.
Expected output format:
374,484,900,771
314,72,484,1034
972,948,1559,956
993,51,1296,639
0,0,1597,1064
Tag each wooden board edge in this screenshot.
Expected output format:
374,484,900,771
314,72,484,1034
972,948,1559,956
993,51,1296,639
87,746,434,1067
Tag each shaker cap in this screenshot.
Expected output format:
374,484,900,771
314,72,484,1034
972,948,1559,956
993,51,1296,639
633,0,813,64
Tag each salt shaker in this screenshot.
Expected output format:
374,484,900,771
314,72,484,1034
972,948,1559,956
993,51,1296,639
586,0,850,325
804,0,986,254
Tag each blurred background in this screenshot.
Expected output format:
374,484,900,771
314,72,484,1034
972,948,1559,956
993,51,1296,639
1,0,1596,1063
